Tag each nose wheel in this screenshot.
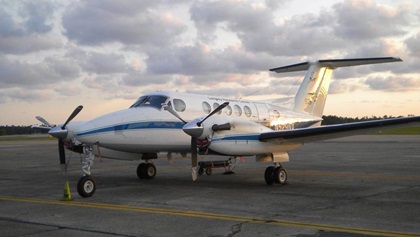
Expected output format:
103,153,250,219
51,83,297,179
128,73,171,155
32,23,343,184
264,166,288,185
77,176,96,197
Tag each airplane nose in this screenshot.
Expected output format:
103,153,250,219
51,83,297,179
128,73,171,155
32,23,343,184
75,121,98,145
49,126,68,139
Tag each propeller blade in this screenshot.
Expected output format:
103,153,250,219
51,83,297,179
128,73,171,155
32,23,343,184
36,116,53,128
62,105,83,129
191,137,198,181
162,104,187,124
197,102,229,127
58,139,67,173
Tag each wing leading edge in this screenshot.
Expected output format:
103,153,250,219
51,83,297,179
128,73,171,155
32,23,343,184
259,116,420,143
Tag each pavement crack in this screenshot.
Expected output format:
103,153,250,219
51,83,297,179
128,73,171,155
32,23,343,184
0,217,137,237
226,222,245,237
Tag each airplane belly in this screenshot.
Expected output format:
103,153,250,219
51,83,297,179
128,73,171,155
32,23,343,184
210,139,301,156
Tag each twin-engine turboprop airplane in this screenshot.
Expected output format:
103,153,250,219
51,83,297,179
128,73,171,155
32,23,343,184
34,56,420,198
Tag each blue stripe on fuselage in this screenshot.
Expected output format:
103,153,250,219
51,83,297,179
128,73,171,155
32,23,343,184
212,134,260,142
211,121,319,142
76,121,185,137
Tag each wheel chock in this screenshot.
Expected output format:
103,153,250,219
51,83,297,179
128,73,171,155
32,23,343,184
61,180,73,201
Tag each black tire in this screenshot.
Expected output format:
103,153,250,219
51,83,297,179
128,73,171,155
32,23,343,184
274,167,288,185
77,176,96,198
264,166,275,185
143,163,156,179
205,167,212,176
137,163,146,179
198,167,204,176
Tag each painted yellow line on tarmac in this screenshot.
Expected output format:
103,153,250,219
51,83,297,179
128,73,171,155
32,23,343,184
1,196,419,237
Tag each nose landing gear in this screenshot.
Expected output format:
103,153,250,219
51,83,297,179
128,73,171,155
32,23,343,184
77,146,96,197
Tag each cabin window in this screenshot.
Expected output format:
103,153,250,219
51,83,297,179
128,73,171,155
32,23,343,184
202,102,211,114
173,99,186,112
234,105,242,116
225,105,232,116
130,95,168,110
244,106,252,117
213,103,222,115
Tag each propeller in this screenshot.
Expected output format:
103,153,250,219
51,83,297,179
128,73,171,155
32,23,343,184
48,105,83,140
163,102,230,181
37,105,83,173
36,116,53,128
197,102,229,127
162,104,187,124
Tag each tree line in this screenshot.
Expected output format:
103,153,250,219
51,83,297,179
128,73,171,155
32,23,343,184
1,115,413,136
0,125,47,136
320,115,411,125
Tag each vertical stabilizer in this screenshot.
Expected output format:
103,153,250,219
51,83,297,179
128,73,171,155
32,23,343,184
293,63,332,117
269,57,402,118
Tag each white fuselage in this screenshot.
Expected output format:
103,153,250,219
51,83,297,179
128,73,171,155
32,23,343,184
70,91,320,159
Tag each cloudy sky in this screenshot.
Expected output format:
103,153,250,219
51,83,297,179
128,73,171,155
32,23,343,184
1,0,419,125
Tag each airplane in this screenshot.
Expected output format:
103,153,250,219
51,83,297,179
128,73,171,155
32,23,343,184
34,56,420,198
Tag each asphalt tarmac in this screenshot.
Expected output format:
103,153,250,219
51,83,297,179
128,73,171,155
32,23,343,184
1,135,420,237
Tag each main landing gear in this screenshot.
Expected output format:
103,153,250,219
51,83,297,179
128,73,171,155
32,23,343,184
77,146,96,197
264,164,288,185
136,162,157,179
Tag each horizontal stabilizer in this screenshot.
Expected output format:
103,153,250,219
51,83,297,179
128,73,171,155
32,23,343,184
270,57,402,73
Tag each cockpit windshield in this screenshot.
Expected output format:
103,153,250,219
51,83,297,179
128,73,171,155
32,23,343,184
130,95,169,109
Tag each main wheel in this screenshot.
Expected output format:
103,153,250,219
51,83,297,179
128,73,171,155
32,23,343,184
143,163,156,179
77,176,96,198
205,167,212,176
264,166,275,185
137,163,146,179
274,167,288,185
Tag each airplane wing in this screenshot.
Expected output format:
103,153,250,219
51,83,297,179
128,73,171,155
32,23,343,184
259,116,420,144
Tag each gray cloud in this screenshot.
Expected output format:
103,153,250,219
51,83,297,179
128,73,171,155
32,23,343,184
0,0,419,108
19,1,55,34
0,88,55,103
145,43,281,78
69,50,128,75
0,56,80,88
62,0,187,46
0,1,55,37
332,0,412,41
365,75,420,92
405,32,420,57
0,1,59,55
0,34,62,54
122,72,172,87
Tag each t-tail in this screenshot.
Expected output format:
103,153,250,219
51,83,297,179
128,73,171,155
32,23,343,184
270,57,402,118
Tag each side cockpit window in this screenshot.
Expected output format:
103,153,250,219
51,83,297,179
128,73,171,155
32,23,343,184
173,99,186,112
130,95,168,110
130,96,148,108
